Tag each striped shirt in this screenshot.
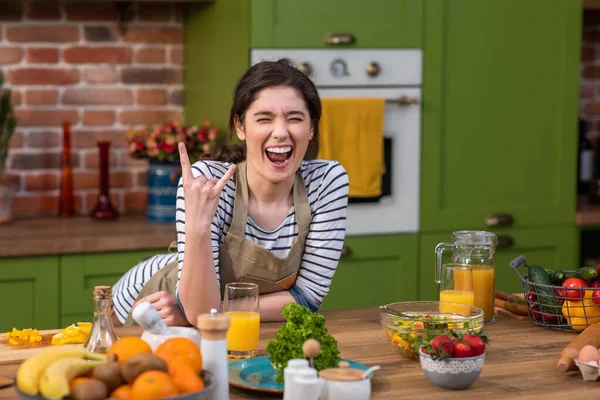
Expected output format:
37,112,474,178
112,159,349,324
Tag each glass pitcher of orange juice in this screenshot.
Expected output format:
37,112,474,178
435,231,496,323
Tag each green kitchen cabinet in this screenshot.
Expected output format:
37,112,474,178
320,234,418,311
418,227,579,301
251,0,423,48
420,0,581,231
60,249,166,319
0,257,59,332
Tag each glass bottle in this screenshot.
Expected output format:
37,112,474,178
58,121,74,217
84,285,118,353
90,141,119,220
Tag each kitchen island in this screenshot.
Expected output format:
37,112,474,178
0,307,597,399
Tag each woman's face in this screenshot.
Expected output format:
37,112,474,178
235,85,314,184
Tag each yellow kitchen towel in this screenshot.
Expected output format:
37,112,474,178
318,98,386,197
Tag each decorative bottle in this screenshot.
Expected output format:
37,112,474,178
58,121,75,217
84,285,118,353
90,141,119,220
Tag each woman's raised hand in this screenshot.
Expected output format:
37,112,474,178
178,142,236,231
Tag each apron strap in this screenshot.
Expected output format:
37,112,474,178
293,170,311,235
229,160,248,237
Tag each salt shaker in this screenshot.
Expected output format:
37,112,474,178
132,301,170,335
197,308,231,400
290,368,320,400
284,359,309,400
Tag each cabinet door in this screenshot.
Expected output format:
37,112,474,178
420,0,581,231
320,234,418,311
60,249,166,317
251,0,423,48
0,257,59,332
418,227,579,301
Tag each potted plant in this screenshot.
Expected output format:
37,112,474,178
125,118,221,223
0,72,18,224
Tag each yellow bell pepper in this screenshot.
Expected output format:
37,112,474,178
562,290,600,331
51,322,92,345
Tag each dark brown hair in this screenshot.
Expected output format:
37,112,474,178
210,58,321,164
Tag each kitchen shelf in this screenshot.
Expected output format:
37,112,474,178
576,196,600,227
0,215,175,258
585,0,600,9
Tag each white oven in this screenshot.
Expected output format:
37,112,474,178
250,49,422,236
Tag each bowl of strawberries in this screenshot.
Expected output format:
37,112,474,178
418,330,488,390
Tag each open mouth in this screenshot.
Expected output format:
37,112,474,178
265,146,293,166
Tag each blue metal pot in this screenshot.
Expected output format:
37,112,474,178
147,160,180,223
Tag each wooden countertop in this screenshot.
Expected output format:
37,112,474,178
577,196,600,227
0,215,175,258
0,307,598,399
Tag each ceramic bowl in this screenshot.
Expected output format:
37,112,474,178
418,348,485,390
16,371,216,400
380,301,484,361
141,326,202,352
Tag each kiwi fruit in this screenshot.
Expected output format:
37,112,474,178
92,360,125,392
70,378,108,400
121,353,168,383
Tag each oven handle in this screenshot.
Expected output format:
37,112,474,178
341,245,352,257
324,33,356,45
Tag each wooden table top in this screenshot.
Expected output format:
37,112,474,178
0,215,175,258
0,307,598,399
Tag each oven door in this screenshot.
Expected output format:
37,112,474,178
317,87,421,235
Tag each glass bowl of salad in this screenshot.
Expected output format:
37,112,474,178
380,301,484,361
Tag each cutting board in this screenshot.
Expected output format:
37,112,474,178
0,329,83,366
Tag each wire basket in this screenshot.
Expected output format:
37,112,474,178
510,255,600,333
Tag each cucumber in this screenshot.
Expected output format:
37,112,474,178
545,269,566,284
576,267,598,281
528,264,560,314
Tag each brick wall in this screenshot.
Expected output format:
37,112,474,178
582,10,600,145
1,1,184,217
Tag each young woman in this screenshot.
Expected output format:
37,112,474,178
111,59,349,327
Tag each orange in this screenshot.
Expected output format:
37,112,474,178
69,376,91,389
107,336,152,364
168,358,205,394
110,384,133,400
130,370,179,400
155,337,202,373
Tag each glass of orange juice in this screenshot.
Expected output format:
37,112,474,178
439,264,475,315
224,282,260,359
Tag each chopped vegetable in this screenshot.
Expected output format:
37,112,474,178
266,304,340,383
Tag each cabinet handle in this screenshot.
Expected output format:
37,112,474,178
324,33,356,45
485,213,514,227
496,235,514,248
341,245,352,257
366,62,380,77
297,62,312,77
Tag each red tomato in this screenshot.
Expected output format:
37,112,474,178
596,264,600,276
526,289,538,308
529,306,559,324
562,278,588,300
590,278,600,288
593,290,600,306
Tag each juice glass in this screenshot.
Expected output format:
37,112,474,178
224,282,260,359
470,265,495,323
439,264,475,315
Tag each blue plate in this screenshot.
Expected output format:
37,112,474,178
228,356,371,394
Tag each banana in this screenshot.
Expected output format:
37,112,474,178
16,346,106,395
39,357,106,400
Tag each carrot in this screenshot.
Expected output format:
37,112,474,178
504,301,529,316
495,290,512,301
557,323,600,372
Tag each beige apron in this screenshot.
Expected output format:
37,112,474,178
123,161,311,326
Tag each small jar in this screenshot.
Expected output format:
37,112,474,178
84,286,118,353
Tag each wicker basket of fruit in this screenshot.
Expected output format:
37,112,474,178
511,255,600,332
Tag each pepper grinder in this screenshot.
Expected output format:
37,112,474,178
197,308,231,400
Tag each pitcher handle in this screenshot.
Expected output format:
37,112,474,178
434,242,455,284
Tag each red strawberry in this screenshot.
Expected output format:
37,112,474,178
454,342,473,358
431,335,454,357
463,334,486,356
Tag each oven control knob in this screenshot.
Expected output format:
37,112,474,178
366,62,380,77
297,62,312,77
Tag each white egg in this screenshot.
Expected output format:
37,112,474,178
578,344,600,363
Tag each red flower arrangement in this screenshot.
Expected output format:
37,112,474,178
125,118,220,164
